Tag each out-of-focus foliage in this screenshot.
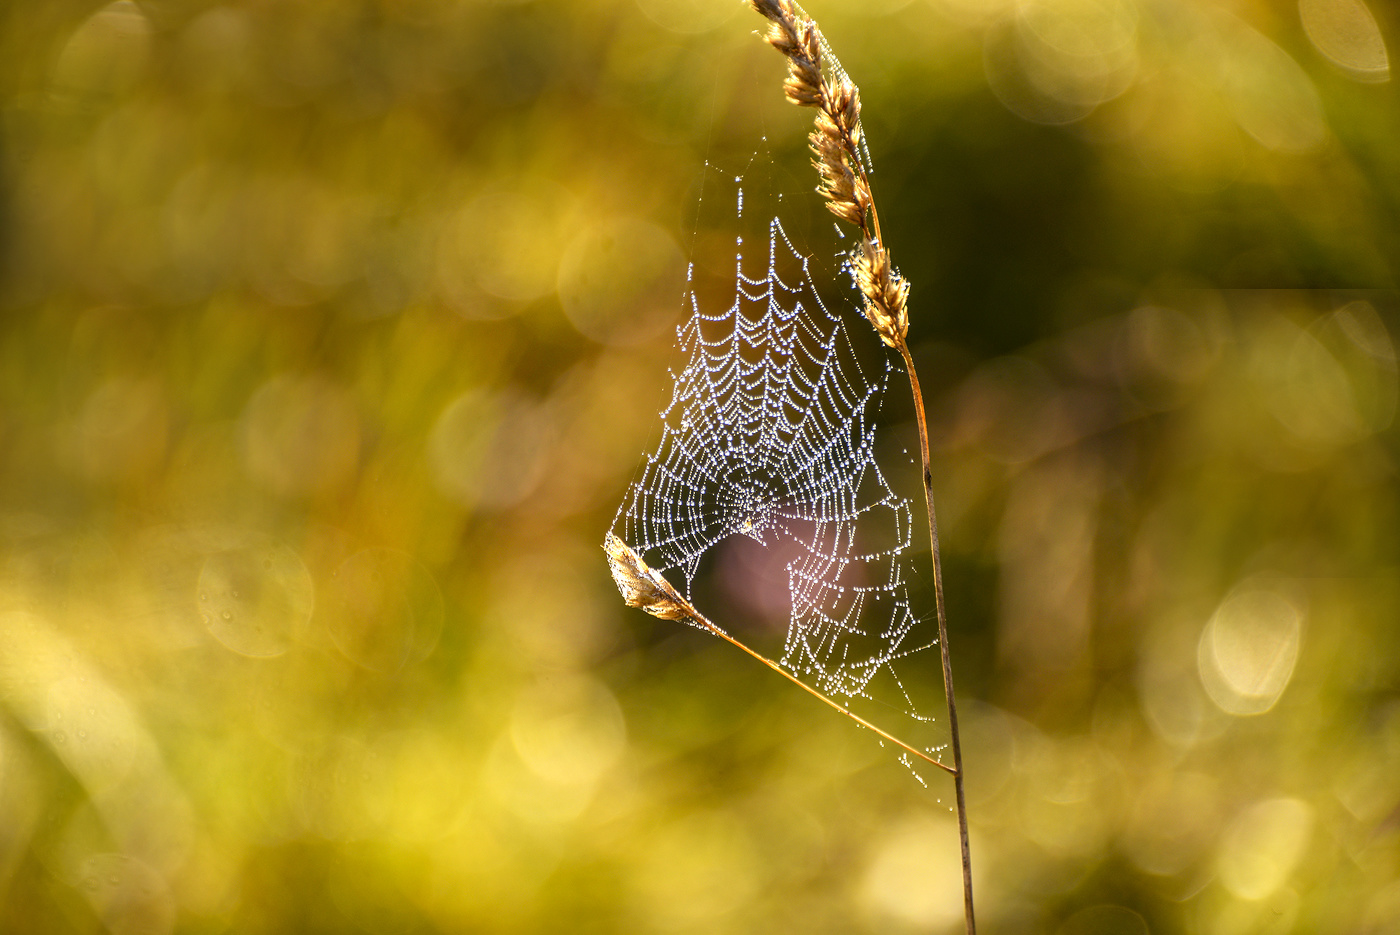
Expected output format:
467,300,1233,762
0,0,1396,933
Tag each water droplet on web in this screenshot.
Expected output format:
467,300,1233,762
220,611,232,620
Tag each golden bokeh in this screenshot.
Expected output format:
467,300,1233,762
0,1,1396,933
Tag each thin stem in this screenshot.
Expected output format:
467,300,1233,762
684,602,956,776
744,4,976,929
603,532,954,775
898,341,975,935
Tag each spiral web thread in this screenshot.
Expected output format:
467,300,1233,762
612,166,941,764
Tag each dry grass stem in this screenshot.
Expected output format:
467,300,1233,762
603,534,955,775
748,3,976,932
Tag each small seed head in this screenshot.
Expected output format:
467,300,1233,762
603,533,694,623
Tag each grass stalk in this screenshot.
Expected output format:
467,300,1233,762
746,1,976,931
603,534,955,775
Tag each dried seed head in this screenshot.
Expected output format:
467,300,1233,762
752,0,825,110
603,533,693,623
750,0,913,352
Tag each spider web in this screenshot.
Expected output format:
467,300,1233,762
611,151,945,769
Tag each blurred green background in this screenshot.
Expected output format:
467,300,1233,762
1,0,1397,932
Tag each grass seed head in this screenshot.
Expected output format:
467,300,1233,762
748,0,911,352
603,533,691,622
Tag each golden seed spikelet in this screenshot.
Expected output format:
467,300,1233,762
854,237,909,347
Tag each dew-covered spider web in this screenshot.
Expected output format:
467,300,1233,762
611,149,947,774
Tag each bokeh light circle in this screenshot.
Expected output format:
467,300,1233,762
197,540,313,658
322,548,443,673
1198,585,1302,716
557,216,684,346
